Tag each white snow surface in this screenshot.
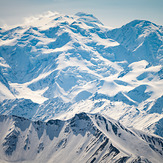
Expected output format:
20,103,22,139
0,12,163,137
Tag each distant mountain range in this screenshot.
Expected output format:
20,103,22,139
0,11,162,154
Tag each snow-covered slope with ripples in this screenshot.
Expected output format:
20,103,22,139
0,12,162,137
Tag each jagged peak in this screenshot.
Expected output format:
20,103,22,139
122,19,159,30
73,112,91,121
75,12,103,25
75,12,97,19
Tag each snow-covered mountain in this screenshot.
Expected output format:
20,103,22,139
107,20,163,64
0,113,163,163
0,12,163,138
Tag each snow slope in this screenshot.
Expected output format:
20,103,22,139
0,113,163,163
0,12,163,137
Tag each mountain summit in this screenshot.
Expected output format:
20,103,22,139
107,19,163,64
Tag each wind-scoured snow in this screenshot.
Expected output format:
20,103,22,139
0,12,163,138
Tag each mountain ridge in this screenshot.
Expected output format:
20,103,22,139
0,12,162,138
0,113,163,163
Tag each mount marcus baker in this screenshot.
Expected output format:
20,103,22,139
0,12,163,138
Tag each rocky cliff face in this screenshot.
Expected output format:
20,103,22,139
0,113,162,163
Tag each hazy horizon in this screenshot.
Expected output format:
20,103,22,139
0,0,163,28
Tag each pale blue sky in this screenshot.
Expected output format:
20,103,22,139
0,0,162,28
